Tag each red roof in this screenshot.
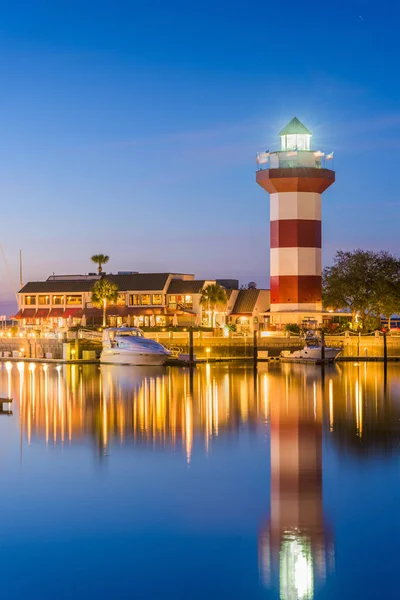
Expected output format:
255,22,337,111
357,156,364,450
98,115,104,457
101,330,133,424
63,308,81,317
22,309,37,318
36,309,50,318
11,309,23,319
49,308,64,317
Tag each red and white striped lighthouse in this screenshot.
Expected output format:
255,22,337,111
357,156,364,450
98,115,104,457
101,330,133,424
256,118,335,326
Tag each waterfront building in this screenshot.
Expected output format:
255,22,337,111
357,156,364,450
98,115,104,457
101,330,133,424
14,272,270,331
226,288,270,333
256,117,335,328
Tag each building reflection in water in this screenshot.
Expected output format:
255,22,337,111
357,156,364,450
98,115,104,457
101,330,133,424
0,362,270,459
0,359,399,598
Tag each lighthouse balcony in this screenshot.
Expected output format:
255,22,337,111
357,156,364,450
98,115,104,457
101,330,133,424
257,150,327,171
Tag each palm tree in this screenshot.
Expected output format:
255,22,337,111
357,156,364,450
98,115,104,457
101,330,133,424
200,284,227,328
91,254,110,275
91,279,119,327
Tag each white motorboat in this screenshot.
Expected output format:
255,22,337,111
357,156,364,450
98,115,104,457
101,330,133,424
100,327,172,366
280,345,342,364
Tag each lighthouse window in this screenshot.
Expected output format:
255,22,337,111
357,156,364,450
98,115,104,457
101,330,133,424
286,134,297,150
297,135,306,150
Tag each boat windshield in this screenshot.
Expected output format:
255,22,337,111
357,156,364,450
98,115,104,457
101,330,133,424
116,330,143,337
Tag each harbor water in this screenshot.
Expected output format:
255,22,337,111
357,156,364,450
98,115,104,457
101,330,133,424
0,361,399,599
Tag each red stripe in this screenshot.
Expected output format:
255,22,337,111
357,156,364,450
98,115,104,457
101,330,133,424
270,276,322,304
270,220,321,248
256,167,335,194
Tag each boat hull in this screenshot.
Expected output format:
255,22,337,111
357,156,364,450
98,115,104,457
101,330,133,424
100,349,169,366
280,346,342,364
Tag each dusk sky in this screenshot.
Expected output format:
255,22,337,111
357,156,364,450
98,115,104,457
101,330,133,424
0,0,399,314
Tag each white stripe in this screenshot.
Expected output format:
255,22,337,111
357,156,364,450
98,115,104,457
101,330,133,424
270,248,322,277
270,192,321,221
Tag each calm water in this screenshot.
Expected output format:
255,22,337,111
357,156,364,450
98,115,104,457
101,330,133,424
0,361,399,599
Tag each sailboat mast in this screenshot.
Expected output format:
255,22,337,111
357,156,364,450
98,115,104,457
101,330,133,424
19,249,23,289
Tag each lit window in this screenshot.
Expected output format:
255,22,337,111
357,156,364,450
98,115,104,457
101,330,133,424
286,134,297,150
38,295,50,305
25,295,36,305
66,295,82,305
141,294,151,305
117,293,126,306
129,294,140,306
184,295,193,309
53,295,64,305
152,294,163,305
168,295,177,309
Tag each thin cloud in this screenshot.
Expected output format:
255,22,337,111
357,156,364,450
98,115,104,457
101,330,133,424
77,119,258,151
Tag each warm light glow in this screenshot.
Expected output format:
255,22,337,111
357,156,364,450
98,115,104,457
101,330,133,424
280,533,314,600
329,378,334,432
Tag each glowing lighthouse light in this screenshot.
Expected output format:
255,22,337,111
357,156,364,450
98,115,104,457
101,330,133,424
280,117,311,151
256,117,335,327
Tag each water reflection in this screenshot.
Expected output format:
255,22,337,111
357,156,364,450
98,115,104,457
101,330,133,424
0,360,398,598
0,362,269,456
259,365,334,600
327,363,400,455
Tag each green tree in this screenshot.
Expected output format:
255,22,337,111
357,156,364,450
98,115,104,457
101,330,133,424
200,284,227,328
323,249,400,331
91,254,109,275
376,254,400,330
91,279,119,327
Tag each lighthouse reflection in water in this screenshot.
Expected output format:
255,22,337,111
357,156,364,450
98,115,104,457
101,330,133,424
0,360,399,599
259,365,334,600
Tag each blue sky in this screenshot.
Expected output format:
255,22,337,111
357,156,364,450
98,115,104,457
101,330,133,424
0,0,399,313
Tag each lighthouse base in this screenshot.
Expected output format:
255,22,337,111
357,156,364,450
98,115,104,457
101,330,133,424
270,309,323,329
265,309,352,332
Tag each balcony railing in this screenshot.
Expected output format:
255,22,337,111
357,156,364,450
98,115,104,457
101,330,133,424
256,150,332,171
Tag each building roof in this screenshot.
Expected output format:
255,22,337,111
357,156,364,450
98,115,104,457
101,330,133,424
167,279,206,294
106,273,170,291
20,280,96,294
20,273,172,294
216,279,239,290
231,289,261,314
279,117,312,136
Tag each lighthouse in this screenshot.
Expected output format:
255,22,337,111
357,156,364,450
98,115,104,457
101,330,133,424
256,118,335,328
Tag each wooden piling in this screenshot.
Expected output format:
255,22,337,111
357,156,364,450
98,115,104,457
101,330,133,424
253,330,258,366
189,330,194,364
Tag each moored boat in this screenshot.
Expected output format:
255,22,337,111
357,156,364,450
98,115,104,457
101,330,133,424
280,330,342,364
280,345,342,364
100,327,172,366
